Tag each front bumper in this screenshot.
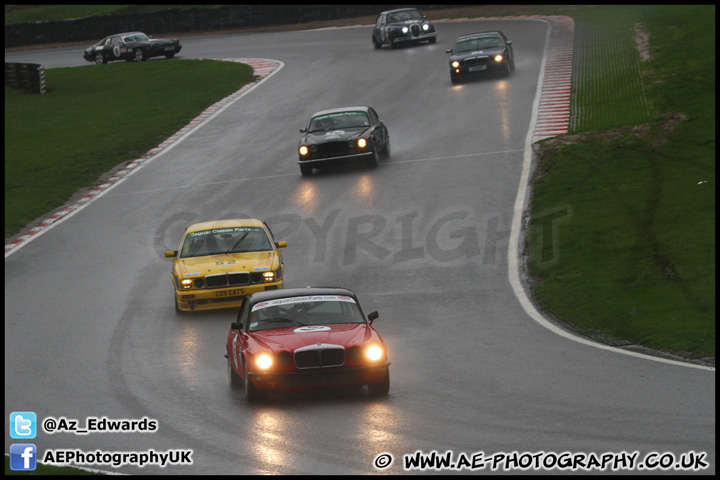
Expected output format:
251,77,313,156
298,151,374,168
393,32,436,44
249,362,390,392
175,280,283,311
451,60,509,78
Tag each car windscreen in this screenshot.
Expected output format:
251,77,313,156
309,111,370,132
122,33,150,42
180,226,272,258
454,35,503,53
249,295,365,331
388,10,423,23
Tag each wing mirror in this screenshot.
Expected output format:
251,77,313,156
231,321,243,331
445,49,454,54
164,250,177,258
300,128,307,133
368,311,379,324
276,241,287,248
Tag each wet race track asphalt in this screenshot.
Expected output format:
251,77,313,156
4,19,715,474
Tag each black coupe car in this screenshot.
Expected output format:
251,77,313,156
83,32,182,65
446,31,515,83
297,106,390,176
372,8,437,49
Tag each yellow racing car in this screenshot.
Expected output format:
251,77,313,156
165,219,287,312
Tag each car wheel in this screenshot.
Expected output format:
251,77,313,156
366,145,380,168
451,75,461,85
388,35,396,49
381,134,391,159
428,37,437,44
368,368,390,397
505,61,512,76
243,362,265,403
228,353,242,390
165,53,176,59
134,48,147,62
372,35,381,50
300,164,313,176
94,52,107,65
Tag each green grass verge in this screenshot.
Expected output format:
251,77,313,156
5,59,255,238
528,5,715,356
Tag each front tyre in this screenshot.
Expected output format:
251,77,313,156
368,368,390,397
300,164,313,176
134,48,147,62
372,35,381,50
95,52,107,64
228,353,242,390
243,362,266,403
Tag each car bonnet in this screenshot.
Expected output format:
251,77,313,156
250,323,371,352
177,251,278,276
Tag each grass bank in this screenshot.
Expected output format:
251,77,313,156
528,5,715,358
5,59,255,238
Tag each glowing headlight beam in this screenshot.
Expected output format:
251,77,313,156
256,354,272,370
366,345,383,361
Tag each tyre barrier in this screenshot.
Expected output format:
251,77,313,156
5,62,46,94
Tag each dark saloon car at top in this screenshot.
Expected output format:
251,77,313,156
446,31,515,83
83,32,182,64
372,7,437,49
226,287,391,402
297,106,390,176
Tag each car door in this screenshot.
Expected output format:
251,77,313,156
109,36,124,61
377,14,390,44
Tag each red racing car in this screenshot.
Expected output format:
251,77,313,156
226,287,390,402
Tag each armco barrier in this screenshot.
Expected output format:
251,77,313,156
5,63,46,94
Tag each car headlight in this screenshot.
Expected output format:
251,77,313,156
366,345,383,361
422,24,429,31
299,145,309,156
494,54,504,62
180,278,193,290
451,61,460,68
357,138,367,148
256,354,272,370
402,27,408,34
263,271,275,282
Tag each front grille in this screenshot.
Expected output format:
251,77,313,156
204,271,250,288
464,56,490,67
316,141,350,158
295,347,346,369
411,24,420,37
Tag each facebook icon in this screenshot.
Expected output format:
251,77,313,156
10,443,37,471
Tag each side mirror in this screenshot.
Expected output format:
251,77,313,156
164,250,177,258
368,311,379,324
507,40,512,45
276,241,287,248
445,49,453,54
231,321,243,331
300,128,307,133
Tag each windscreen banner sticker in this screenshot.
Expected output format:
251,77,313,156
313,111,367,122
188,227,262,238
252,295,356,311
